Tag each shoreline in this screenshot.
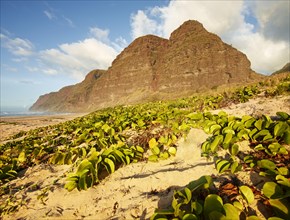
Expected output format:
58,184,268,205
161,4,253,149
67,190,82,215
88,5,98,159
0,113,88,142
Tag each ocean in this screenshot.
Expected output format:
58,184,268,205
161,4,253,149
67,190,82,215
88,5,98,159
0,106,62,117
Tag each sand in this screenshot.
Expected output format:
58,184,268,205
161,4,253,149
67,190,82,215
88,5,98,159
0,113,87,143
1,95,289,219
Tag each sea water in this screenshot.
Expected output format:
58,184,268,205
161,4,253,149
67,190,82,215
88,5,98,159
0,106,61,117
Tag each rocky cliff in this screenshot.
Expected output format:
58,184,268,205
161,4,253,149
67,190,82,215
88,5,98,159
272,62,290,75
30,20,263,112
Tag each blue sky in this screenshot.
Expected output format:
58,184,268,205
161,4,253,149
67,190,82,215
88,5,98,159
1,0,289,110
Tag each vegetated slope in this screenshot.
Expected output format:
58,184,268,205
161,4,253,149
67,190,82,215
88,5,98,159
30,20,263,113
1,74,289,219
272,62,290,75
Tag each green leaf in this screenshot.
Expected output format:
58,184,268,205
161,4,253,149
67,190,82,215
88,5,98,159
168,147,177,156
274,122,288,137
254,119,263,130
18,151,26,163
230,144,239,156
276,175,290,188
233,201,243,211
210,135,223,152
253,129,271,140
102,123,111,133
65,180,77,192
222,127,235,135
204,194,224,219
153,209,174,216
268,143,282,155
267,217,284,220
283,130,290,144
151,146,160,155
187,175,213,191
182,214,197,220
136,145,144,153
262,182,284,199
125,155,131,165
257,159,277,171
243,117,256,128
191,201,203,215
159,152,169,160
158,136,168,144
223,203,240,220
149,138,158,149
150,213,168,220
183,187,192,204
239,185,254,204
76,159,93,176
201,141,210,154
210,124,222,134
208,211,225,220
246,216,261,220
216,159,231,173
249,128,258,140
269,199,290,219
187,112,203,121
104,158,115,173
237,129,249,140
78,172,89,190
276,112,290,121
254,144,265,151
148,155,159,162
231,161,241,173
223,132,233,147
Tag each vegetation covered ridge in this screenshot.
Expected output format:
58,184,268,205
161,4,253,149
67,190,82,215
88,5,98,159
0,74,289,218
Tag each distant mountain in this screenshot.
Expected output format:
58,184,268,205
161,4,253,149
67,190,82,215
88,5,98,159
272,62,290,75
30,20,263,112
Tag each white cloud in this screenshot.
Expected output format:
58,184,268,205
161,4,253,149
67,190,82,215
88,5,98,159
42,68,58,75
130,10,161,39
26,66,39,72
252,1,290,42
44,5,75,28
44,10,56,20
1,27,124,80
112,36,128,52
12,57,28,62
130,0,290,74
63,16,75,28
39,38,118,80
89,27,110,43
0,34,34,56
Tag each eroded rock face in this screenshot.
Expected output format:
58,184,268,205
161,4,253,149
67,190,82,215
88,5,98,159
30,20,262,112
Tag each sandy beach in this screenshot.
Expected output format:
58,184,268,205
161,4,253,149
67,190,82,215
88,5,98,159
0,113,87,143
0,95,289,219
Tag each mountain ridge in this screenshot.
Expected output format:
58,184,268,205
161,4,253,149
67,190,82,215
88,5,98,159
30,20,263,112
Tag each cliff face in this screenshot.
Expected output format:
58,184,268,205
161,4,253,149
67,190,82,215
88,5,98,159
30,20,263,112
272,62,290,75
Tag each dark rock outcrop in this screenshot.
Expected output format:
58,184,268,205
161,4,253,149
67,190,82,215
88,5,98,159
30,20,263,112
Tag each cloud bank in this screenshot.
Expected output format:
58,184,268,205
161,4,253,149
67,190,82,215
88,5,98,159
2,0,289,81
0,34,34,56
39,37,118,80
130,0,289,74
1,28,122,80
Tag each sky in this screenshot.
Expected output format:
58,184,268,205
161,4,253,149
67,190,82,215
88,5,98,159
1,0,289,110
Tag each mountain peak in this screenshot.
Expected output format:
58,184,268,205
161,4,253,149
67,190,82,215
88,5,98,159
170,20,207,40
30,20,263,112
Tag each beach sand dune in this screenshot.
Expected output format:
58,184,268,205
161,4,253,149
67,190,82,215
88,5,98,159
1,96,289,219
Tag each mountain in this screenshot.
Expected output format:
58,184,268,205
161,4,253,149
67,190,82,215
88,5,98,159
30,20,263,112
272,62,290,75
